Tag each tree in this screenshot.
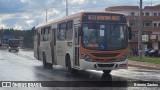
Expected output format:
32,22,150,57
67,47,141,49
0,27,35,48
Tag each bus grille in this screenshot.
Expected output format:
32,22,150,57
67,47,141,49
92,53,119,57
94,59,117,62
97,64,114,67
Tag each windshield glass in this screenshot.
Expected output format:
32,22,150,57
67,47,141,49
9,40,19,47
82,23,127,51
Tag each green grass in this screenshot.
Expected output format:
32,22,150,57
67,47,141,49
128,56,160,64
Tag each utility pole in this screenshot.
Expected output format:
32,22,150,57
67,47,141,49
36,19,39,26
66,0,68,16
138,0,143,59
46,9,48,23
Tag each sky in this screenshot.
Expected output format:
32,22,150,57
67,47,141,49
0,0,159,30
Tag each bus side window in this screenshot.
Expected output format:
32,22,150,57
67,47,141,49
57,25,60,40
57,22,66,40
43,28,45,41
48,27,50,34
66,20,73,41
43,27,50,41
41,28,43,35
41,28,43,41
48,26,51,41
57,28,60,40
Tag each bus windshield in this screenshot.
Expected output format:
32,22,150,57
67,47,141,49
82,23,128,51
9,40,19,47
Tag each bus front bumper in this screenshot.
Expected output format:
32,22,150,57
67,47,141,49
79,59,128,70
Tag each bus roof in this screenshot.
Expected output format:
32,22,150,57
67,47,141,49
36,11,125,28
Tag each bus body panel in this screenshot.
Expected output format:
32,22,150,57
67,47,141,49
40,42,52,64
56,41,73,67
79,59,128,70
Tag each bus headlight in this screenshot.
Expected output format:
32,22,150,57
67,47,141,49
119,54,127,62
81,53,93,62
9,47,11,49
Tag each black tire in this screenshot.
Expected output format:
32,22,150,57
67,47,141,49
42,53,53,69
8,50,11,52
66,56,77,73
103,70,112,74
102,73,112,81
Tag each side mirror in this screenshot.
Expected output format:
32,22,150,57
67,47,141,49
128,27,132,40
78,26,82,36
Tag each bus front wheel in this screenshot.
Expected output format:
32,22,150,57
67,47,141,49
103,70,112,74
42,53,53,68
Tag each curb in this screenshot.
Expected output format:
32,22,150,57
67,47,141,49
128,61,160,70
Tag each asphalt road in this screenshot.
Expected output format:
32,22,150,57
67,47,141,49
0,49,159,90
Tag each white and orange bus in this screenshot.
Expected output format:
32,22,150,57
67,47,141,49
34,12,132,74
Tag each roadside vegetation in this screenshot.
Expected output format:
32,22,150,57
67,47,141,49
0,27,34,48
128,56,160,64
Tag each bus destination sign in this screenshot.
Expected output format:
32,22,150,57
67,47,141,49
88,15,120,21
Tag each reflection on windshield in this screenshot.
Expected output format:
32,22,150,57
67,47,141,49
82,23,127,51
9,41,19,47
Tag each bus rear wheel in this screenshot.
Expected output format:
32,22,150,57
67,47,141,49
42,53,53,69
103,70,112,74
